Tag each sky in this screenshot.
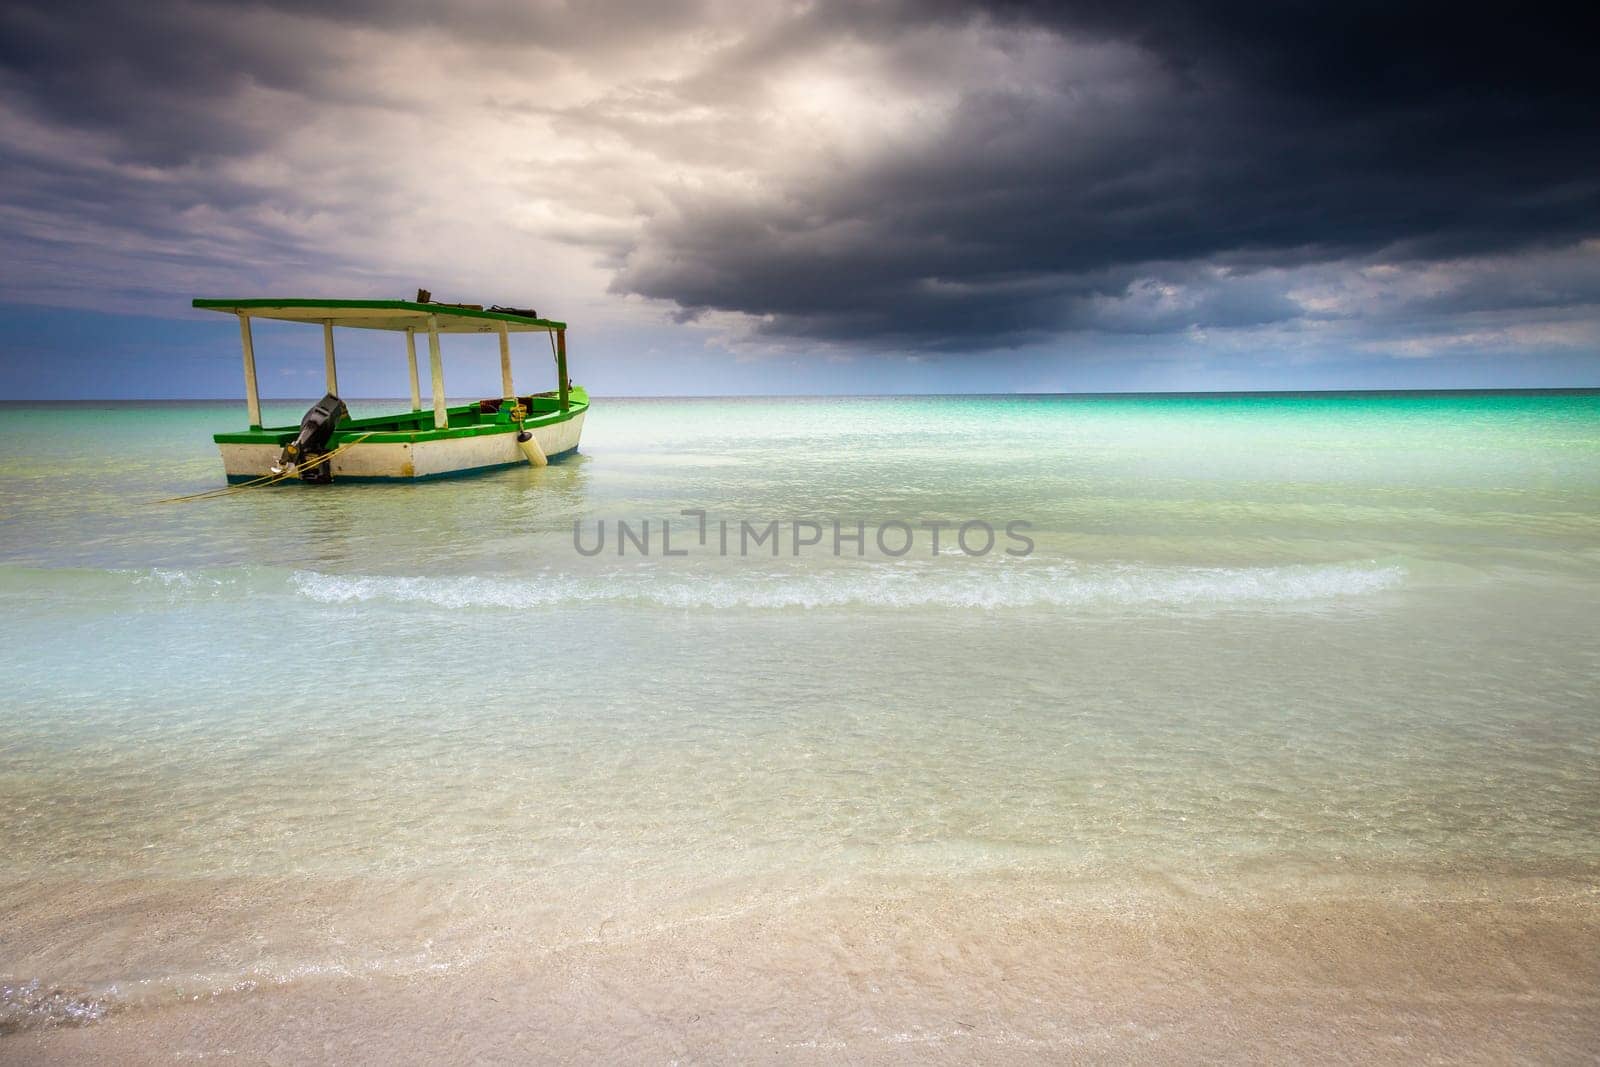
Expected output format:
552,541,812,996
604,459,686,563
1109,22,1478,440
1,0,1597,398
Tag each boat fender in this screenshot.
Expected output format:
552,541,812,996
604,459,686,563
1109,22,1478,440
516,429,547,467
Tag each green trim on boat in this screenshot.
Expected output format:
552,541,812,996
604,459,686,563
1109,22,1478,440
213,387,589,445
193,297,567,332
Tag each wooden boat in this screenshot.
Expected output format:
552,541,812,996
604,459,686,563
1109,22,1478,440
194,297,587,482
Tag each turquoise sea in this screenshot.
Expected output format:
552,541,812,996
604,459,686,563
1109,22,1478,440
2,391,1598,1060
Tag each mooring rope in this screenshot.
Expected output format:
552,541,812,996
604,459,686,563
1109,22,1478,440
151,432,376,505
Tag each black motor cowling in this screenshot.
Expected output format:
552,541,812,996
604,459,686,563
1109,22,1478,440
276,393,348,483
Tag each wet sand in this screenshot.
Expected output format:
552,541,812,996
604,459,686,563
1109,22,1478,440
5,873,1597,1064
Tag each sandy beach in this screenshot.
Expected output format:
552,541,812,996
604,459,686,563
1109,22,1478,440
6,871,1598,1063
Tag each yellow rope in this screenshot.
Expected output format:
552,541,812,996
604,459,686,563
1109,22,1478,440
152,432,375,505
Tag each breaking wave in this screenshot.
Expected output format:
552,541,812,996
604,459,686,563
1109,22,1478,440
288,560,1404,611
0,559,1407,613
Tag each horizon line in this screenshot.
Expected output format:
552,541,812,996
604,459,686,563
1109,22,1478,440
2,385,1598,404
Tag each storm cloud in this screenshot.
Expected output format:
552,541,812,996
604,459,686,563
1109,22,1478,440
2,0,1597,363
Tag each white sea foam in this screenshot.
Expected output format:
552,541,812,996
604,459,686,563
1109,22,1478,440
0,978,112,1034
0,560,1407,612
287,561,1405,611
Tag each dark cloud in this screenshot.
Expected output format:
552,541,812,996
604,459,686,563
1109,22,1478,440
0,0,731,164
602,1,1600,346
0,0,1596,354
0,2,334,167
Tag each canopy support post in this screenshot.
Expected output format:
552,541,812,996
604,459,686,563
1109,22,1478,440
497,322,515,401
322,320,339,395
427,314,448,430
556,327,569,412
405,328,421,412
238,313,261,430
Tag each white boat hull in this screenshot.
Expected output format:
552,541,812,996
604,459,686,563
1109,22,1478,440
219,411,585,481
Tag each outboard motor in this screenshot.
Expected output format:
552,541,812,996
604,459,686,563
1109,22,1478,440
273,393,348,483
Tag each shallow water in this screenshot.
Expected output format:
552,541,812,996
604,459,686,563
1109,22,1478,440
1,392,1598,1054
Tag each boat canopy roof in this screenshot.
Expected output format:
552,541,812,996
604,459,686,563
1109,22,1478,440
193,298,566,333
